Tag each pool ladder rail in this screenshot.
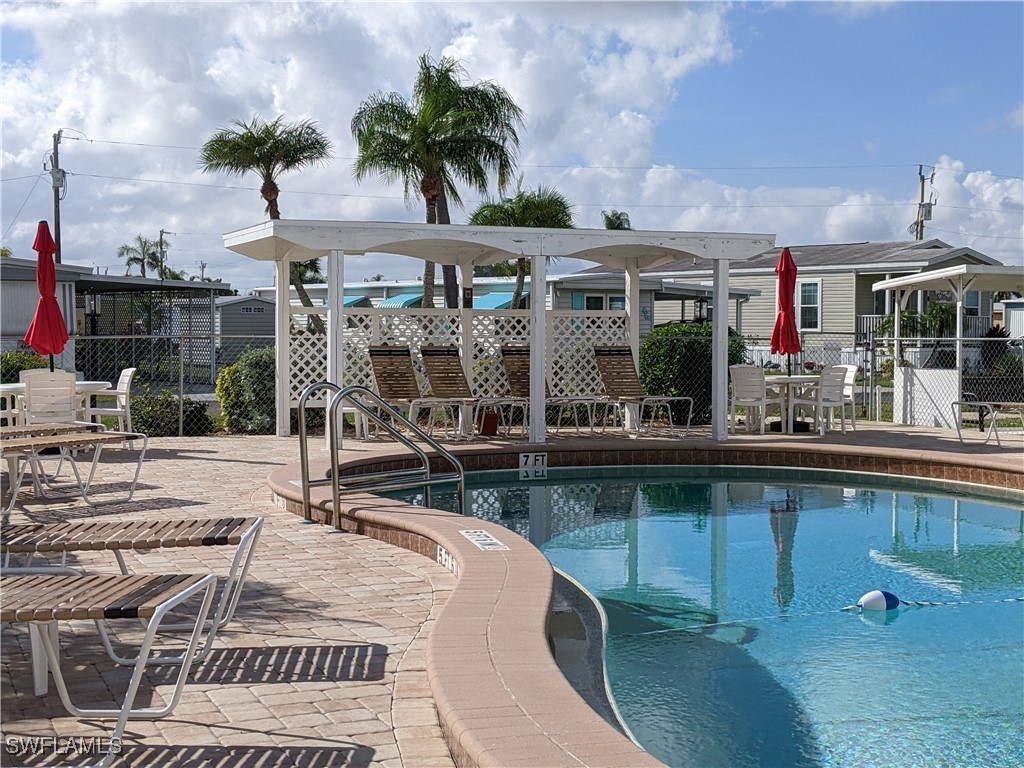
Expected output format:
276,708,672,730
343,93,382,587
297,383,466,527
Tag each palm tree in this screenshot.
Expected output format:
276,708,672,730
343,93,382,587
118,235,162,278
468,183,574,308
199,115,333,325
351,53,524,308
602,209,633,230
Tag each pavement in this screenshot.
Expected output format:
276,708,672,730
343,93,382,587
0,424,1020,768
1,435,456,768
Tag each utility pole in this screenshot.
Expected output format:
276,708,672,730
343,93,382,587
51,130,64,263
913,165,935,241
159,229,167,279
198,261,207,280
915,165,926,241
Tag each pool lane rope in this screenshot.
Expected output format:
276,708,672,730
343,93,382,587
629,591,1024,637
841,589,1024,612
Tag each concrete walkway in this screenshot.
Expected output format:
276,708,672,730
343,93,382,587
1,435,456,768
1,425,1020,767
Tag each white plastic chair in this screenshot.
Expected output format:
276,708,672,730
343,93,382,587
728,364,785,434
87,367,136,432
836,364,859,430
789,365,848,435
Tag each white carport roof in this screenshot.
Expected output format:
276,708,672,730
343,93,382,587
223,219,774,270
871,264,1024,295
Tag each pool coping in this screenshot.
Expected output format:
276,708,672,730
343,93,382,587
267,436,1024,768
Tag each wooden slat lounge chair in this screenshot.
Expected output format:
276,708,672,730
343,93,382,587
2,516,263,638
1,423,149,518
1,571,217,768
593,345,693,437
367,345,451,435
418,345,482,438
499,345,597,434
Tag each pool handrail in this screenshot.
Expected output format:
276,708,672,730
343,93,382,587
297,382,465,526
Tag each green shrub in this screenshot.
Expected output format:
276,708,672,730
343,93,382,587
132,389,212,436
215,346,276,434
639,322,746,425
214,363,247,433
1,350,50,383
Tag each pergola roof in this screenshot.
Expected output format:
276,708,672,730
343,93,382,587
871,264,1024,295
224,219,775,269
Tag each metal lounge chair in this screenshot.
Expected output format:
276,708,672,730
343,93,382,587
500,345,597,434
1,516,263,641
593,345,693,437
366,345,443,435
1,424,149,519
1,571,217,768
418,345,483,438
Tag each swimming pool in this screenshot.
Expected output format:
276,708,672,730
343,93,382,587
395,467,1024,768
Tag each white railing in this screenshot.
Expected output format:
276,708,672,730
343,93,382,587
856,314,992,340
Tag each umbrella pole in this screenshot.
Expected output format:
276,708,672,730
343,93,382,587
49,354,55,372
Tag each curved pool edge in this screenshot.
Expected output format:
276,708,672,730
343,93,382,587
267,436,1023,768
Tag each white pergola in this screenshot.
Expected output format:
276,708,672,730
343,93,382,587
224,220,775,442
872,264,1024,375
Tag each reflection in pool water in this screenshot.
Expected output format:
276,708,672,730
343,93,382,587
397,470,1024,768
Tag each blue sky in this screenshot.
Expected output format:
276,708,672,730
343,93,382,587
1,1,1021,294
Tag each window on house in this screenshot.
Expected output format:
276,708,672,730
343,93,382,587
608,296,626,311
585,295,605,310
964,291,980,317
795,280,821,331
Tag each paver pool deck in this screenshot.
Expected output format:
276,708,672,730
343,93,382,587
1,424,1021,767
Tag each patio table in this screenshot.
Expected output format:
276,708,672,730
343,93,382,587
767,375,820,433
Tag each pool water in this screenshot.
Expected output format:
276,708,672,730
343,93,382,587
393,469,1024,768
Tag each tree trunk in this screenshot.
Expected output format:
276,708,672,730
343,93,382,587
436,187,460,309
512,257,527,309
421,182,439,309
266,181,323,332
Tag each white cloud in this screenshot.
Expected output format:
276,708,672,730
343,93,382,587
1,1,1020,293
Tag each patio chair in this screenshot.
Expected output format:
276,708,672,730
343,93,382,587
1,516,263,640
1,570,217,767
87,366,136,432
593,345,693,437
367,345,449,436
419,345,485,439
497,344,596,435
788,365,848,435
728,364,785,434
1,424,149,519
835,364,859,430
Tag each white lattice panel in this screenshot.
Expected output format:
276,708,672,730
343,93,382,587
469,311,531,397
288,307,627,405
548,312,628,396
290,332,327,406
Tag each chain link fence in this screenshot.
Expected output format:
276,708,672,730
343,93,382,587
6,325,1021,436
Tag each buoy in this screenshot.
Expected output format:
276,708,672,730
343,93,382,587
857,590,900,611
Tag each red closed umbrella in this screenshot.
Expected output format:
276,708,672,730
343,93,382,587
769,247,801,373
23,221,69,371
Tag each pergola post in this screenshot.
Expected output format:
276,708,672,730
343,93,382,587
529,245,547,444
274,259,291,437
459,263,474,383
711,258,730,441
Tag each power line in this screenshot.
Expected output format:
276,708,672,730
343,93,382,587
924,226,1024,241
52,134,1024,180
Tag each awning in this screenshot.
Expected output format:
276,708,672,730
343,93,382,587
377,293,423,308
473,291,528,309
342,295,372,307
